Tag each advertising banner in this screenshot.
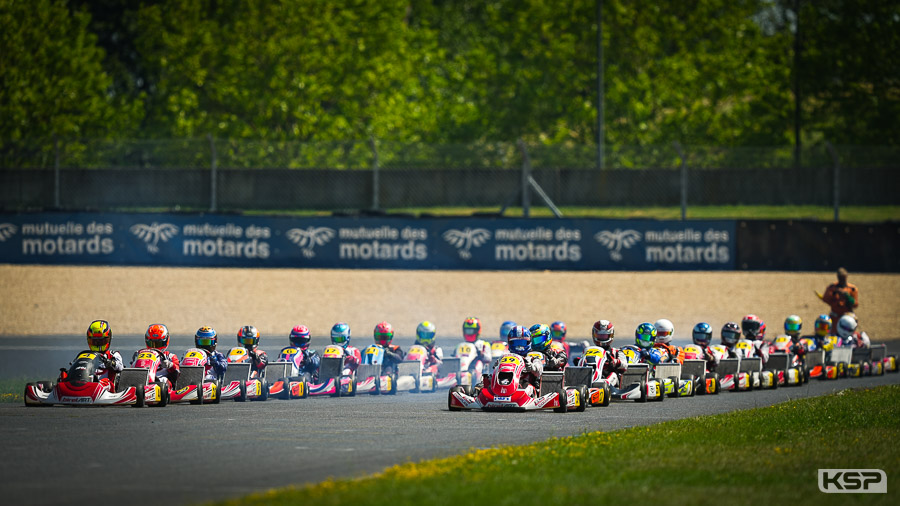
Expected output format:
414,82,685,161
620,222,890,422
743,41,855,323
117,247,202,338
0,212,736,270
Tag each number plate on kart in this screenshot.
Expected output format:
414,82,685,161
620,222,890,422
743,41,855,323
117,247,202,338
185,350,205,359
494,396,511,401
77,352,97,360
137,352,156,361
500,355,521,365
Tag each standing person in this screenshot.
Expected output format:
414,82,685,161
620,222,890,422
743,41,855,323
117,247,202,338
819,267,859,323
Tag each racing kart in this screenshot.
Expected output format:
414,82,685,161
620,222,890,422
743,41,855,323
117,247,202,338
681,345,720,395
265,346,314,400
848,346,882,377
302,345,366,397
763,353,805,387
572,346,612,406
448,354,586,412
352,344,398,395
177,348,221,403
653,362,694,398
116,348,209,406
873,344,898,373
717,357,769,391
219,346,269,401
24,351,141,407
806,349,840,380
398,344,456,393
452,342,490,394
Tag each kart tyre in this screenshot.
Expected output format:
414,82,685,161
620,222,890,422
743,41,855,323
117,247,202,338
387,373,398,395
448,386,465,412
575,386,587,412
36,381,54,393
637,381,648,403
155,383,170,407
657,383,665,402
236,380,248,402
472,383,483,398
254,381,269,401
838,362,847,378
371,376,382,395
212,380,221,404
280,378,292,400
190,381,204,405
553,388,568,413
132,386,145,408
667,377,679,399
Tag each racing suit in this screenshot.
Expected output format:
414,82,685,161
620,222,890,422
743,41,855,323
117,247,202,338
552,339,571,360
637,347,664,365
341,346,362,373
599,346,627,387
752,339,769,367
472,339,492,372
202,349,228,380
245,346,268,378
84,350,124,388
297,348,321,380
822,282,859,321
653,343,684,364
519,353,544,393
381,344,405,375
697,345,722,372
538,345,567,372
422,344,444,373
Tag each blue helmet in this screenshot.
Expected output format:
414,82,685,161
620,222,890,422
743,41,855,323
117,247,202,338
529,324,552,352
550,321,567,340
195,326,217,352
692,322,712,346
330,322,351,347
499,321,517,340
507,326,531,356
635,323,657,349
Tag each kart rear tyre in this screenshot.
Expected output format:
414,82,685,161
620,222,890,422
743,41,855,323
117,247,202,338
553,388,568,413
279,378,292,400
637,381,647,403
448,386,465,411
236,380,248,402
387,374,398,395
132,386,145,408
155,383,170,407
212,380,221,404
255,381,269,401
190,381,204,405
575,386,587,412
667,377,679,398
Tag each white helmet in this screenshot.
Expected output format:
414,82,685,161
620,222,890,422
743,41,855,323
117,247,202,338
836,314,858,339
654,319,674,344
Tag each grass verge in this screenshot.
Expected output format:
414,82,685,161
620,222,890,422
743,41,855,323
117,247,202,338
0,377,37,403
216,385,898,506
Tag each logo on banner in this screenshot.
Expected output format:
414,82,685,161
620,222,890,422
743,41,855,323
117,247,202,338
287,227,335,258
442,228,491,259
594,229,641,261
130,222,179,254
0,223,17,241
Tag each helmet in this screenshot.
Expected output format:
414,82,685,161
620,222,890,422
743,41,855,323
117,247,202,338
289,325,311,349
145,324,169,350
195,326,217,352
499,321,517,340
330,322,351,347
741,314,766,340
238,325,260,348
721,322,741,346
654,319,674,344
374,321,394,347
836,314,858,339
814,314,832,338
87,320,112,352
635,323,656,349
692,322,712,346
784,315,802,338
507,326,531,356
416,321,436,346
529,324,552,352
592,320,615,348
462,317,481,343
550,321,567,340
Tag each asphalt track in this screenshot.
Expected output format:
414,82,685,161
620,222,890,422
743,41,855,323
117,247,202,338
1,336,898,506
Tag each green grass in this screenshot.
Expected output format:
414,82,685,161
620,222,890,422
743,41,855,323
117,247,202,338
0,377,39,403
242,205,900,221
215,385,899,506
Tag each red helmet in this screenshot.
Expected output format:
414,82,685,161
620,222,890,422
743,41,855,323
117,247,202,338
741,315,766,340
145,324,169,350
374,321,394,346
592,320,614,348
289,325,311,349
462,317,481,343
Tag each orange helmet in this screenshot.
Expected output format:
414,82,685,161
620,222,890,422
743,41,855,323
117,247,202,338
145,324,169,350
87,320,112,352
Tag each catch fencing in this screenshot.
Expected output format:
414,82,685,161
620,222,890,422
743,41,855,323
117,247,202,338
1,138,898,216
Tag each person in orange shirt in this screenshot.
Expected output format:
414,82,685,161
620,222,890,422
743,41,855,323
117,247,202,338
820,267,859,323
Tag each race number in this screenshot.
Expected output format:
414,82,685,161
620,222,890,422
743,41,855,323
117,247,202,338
76,352,97,360
584,348,605,357
737,341,752,350
323,345,343,358
185,350,205,359
499,355,521,365
365,347,380,355
137,351,157,361
458,344,474,355
281,348,299,356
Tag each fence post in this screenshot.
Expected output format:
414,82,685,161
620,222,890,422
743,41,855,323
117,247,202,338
369,137,380,210
674,141,687,220
518,139,531,217
53,135,60,209
208,134,218,212
826,141,839,222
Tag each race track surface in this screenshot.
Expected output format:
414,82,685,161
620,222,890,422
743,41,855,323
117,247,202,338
1,336,898,506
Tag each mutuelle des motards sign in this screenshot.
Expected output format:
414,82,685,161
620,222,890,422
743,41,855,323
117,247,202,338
0,213,735,270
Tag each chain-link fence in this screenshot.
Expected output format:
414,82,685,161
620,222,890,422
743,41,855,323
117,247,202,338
1,137,897,215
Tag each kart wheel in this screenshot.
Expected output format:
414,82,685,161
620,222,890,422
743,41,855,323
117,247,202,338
280,378,292,400
448,386,464,412
156,383,170,407
553,388,568,413
637,381,647,403
472,383,483,398
667,377,679,398
36,381,54,393
388,374,398,395
575,386,587,412
256,381,269,401
236,380,248,402
212,380,221,404
132,386,145,408
657,383,665,402
190,381,203,405
601,384,611,407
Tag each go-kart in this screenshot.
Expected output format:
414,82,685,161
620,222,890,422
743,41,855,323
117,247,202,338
652,362,694,398
806,349,840,380
116,348,204,407
448,354,586,412
452,342,490,394
177,348,221,403
568,346,612,407
24,351,141,407
872,344,897,373
609,363,664,402
219,346,269,401
398,344,454,393
264,346,314,400
681,345,720,395
763,352,806,387
350,344,396,396
848,346,879,377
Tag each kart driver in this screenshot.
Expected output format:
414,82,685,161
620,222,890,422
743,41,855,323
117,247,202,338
741,314,770,364
374,321,405,375
330,322,361,372
84,320,124,387
507,326,543,392
137,323,180,386
288,325,321,380
592,320,628,386
415,321,443,370
812,314,837,352
635,323,665,365
194,326,227,380
836,314,870,349
549,320,571,357
529,324,567,371
238,325,268,376
691,322,721,370
653,318,684,363
783,315,809,359
721,322,741,357
461,317,492,374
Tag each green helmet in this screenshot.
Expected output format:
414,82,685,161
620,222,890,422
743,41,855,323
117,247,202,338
635,323,657,349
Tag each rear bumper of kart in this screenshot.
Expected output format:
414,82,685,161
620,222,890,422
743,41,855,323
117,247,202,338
25,382,138,407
